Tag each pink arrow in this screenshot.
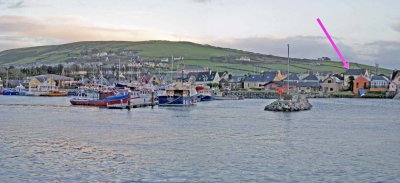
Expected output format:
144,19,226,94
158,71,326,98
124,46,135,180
317,18,350,69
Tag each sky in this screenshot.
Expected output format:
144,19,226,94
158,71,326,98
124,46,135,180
0,0,399,69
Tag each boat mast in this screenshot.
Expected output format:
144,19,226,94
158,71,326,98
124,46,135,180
287,44,290,95
171,55,174,82
6,67,9,88
118,59,121,83
181,60,184,85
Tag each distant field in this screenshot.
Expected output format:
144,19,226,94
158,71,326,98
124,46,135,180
0,40,393,75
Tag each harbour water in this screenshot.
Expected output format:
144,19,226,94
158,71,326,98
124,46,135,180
0,96,399,182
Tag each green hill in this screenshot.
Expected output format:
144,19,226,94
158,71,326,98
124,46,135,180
0,40,392,75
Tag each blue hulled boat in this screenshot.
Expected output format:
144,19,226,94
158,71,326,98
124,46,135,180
158,85,197,106
2,89,19,95
195,85,214,101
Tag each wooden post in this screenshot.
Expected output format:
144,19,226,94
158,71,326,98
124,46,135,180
127,92,131,110
151,91,154,108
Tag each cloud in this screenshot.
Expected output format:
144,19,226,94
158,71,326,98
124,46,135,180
7,0,25,8
211,36,399,69
211,36,357,61
192,0,212,3
0,16,206,50
0,16,398,69
360,41,400,69
391,20,400,32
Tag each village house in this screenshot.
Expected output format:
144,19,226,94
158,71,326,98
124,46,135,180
173,56,184,61
353,75,370,95
244,73,275,90
370,75,390,92
127,62,142,68
298,82,321,93
218,71,230,81
263,81,280,91
219,75,245,90
28,74,74,88
263,73,300,91
156,62,169,68
4,80,23,88
344,69,369,89
28,77,44,88
243,70,286,89
143,62,155,68
149,74,162,85
285,73,300,82
297,74,321,93
388,70,400,96
160,58,169,63
236,56,251,62
190,71,221,85
320,75,343,94
181,66,209,74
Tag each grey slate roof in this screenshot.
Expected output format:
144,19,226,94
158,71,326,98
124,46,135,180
284,74,300,81
243,75,262,82
302,74,319,81
191,72,217,82
391,70,400,80
244,72,276,83
345,69,366,76
298,82,321,87
32,74,74,82
333,74,344,80
220,76,245,83
275,81,299,87
371,75,389,81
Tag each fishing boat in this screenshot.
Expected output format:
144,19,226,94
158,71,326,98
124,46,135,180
158,83,197,106
70,91,129,107
26,82,57,96
15,84,26,96
2,89,19,95
0,79,3,95
195,86,214,101
42,90,68,97
67,89,78,96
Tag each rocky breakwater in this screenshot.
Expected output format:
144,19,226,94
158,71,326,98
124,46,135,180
264,94,312,112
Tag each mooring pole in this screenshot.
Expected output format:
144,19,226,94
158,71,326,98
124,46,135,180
151,91,155,108
127,92,131,110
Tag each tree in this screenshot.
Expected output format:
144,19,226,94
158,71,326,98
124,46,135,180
348,76,355,91
207,82,220,88
71,64,80,72
56,64,64,75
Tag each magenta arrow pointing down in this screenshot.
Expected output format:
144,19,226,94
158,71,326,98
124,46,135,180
317,18,350,69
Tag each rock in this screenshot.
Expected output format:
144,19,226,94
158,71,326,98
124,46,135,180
264,94,312,112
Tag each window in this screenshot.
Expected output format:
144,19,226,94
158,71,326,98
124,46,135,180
328,80,332,83
330,88,333,91
356,82,359,88
364,83,367,89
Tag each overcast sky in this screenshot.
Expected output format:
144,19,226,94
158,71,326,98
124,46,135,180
0,0,399,68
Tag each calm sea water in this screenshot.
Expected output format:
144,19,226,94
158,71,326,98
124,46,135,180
0,96,399,182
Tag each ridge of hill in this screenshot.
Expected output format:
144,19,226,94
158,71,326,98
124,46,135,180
0,40,391,75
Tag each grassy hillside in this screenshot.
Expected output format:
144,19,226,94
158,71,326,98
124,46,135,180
0,41,250,65
0,40,392,75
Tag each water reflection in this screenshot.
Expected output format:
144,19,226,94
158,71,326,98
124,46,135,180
0,96,399,182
